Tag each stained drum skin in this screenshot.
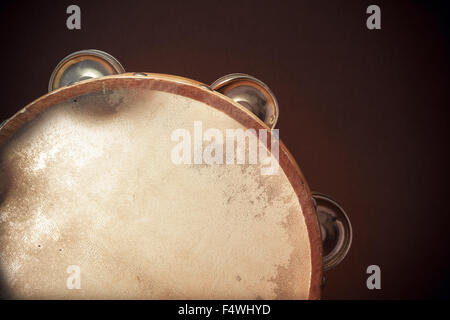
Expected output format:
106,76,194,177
0,76,320,299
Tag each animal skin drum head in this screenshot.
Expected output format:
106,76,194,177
0,74,322,299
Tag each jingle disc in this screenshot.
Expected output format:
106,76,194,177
211,73,279,129
48,50,125,92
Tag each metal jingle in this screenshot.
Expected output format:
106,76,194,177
312,192,353,271
48,49,125,92
210,73,279,129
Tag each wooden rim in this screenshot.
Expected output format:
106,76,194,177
0,73,323,299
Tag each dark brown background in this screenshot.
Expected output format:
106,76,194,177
0,0,449,299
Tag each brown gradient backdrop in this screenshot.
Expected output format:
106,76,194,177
0,0,449,299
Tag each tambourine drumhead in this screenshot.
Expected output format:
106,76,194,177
0,74,322,299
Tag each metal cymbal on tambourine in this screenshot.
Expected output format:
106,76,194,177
0,49,352,299
312,193,352,271
210,73,279,129
48,49,125,92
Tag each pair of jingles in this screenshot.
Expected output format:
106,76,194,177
0,50,351,299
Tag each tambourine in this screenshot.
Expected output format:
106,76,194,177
0,50,351,299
